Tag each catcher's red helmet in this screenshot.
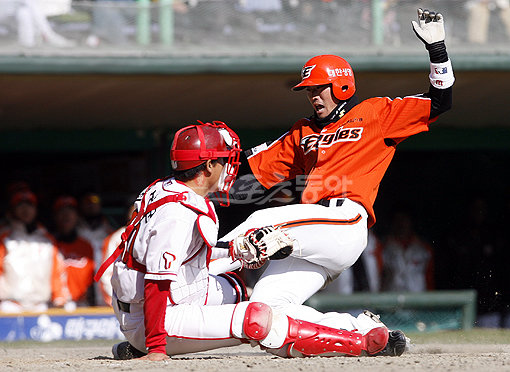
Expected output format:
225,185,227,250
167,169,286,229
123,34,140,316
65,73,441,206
170,121,241,199
292,54,356,101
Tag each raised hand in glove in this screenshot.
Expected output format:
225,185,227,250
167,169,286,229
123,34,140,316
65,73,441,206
230,226,294,269
412,8,450,65
412,8,445,46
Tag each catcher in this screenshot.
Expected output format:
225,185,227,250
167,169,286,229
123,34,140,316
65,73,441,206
95,121,395,360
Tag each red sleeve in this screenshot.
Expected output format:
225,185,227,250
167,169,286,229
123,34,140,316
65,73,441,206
247,123,305,188
144,279,170,354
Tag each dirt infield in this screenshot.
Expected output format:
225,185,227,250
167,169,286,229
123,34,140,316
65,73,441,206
2,342,510,372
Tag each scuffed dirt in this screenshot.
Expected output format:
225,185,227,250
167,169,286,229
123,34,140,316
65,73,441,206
1,343,510,371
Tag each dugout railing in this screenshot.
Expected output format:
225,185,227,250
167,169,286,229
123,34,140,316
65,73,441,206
305,290,477,332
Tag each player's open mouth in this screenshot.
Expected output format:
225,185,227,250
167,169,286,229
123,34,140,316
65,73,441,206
314,104,324,112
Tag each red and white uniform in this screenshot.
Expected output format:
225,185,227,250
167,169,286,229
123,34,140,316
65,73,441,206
110,178,246,355
100,227,124,306
220,95,434,327
0,222,70,312
381,235,434,292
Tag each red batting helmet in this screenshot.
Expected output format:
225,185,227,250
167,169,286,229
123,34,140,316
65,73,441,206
170,121,241,201
10,190,37,208
53,196,78,212
292,54,356,101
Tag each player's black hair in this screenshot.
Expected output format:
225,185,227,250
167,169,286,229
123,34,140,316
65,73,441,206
173,159,222,182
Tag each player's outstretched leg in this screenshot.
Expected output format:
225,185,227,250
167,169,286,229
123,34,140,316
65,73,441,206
231,302,390,358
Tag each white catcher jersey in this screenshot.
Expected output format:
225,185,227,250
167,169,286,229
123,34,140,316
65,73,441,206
111,178,219,305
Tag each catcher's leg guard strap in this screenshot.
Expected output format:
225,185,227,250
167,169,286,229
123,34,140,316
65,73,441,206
264,316,389,357
231,302,272,341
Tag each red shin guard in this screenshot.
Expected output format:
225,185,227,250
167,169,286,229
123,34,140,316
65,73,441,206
284,317,389,357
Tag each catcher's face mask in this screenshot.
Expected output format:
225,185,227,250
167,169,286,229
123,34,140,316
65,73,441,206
170,121,241,206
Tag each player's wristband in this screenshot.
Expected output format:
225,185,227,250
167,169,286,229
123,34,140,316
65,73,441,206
429,59,455,89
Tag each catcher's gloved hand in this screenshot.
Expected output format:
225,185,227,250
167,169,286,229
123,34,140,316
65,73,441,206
412,8,445,46
230,226,294,269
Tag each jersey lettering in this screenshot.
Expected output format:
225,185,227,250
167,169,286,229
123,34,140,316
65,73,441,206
300,126,364,154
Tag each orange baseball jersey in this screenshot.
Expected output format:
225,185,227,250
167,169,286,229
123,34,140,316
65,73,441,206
57,237,95,302
247,96,435,227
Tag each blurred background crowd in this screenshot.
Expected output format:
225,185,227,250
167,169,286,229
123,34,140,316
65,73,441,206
1,168,510,329
0,0,509,51
0,181,126,313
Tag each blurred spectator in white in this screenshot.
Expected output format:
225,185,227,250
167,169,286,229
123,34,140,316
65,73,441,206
467,0,510,43
53,196,95,307
238,0,282,12
86,0,134,46
235,0,288,37
77,192,113,305
323,231,383,295
99,203,135,306
0,190,71,313
0,0,75,47
361,0,401,46
381,210,434,293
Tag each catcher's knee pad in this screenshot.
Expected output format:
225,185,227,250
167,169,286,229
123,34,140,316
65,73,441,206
231,302,272,341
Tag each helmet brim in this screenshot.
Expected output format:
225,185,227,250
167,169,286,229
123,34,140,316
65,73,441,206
292,80,331,91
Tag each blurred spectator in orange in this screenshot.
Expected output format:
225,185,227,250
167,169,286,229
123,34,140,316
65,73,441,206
381,209,434,292
77,192,113,305
99,203,135,306
53,195,95,307
0,190,71,313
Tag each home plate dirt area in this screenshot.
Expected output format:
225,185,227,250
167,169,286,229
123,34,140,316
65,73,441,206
1,340,510,372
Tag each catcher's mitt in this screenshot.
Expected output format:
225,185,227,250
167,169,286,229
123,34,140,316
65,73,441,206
230,226,294,269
